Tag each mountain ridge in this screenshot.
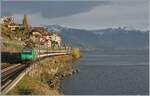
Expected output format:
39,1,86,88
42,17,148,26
44,25,149,50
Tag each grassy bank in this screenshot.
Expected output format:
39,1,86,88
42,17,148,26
8,75,59,95
8,55,77,95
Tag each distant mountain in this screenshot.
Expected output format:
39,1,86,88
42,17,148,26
45,25,149,50
45,24,65,33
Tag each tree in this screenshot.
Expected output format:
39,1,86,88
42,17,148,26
22,14,30,32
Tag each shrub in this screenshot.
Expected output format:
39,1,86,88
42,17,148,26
71,48,80,59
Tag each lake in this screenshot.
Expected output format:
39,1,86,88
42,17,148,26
61,49,149,95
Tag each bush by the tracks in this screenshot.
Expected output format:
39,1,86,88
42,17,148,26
71,48,81,59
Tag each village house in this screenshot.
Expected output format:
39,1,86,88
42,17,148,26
7,24,23,31
30,27,62,49
50,32,62,48
1,16,15,24
1,16,23,31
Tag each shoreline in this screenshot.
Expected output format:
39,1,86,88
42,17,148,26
46,55,78,95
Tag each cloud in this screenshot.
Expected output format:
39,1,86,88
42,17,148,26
47,0,148,30
1,1,111,18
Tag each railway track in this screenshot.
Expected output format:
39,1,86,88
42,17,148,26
1,64,27,91
1,64,13,70
1,57,44,93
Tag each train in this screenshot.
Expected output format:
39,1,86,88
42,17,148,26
20,47,71,63
21,47,36,61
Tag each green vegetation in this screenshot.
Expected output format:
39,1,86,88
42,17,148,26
1,22,29,52
1,24,27,40
2,39,23,52
17,76,33,95
8,75,54,95
71,48,81,59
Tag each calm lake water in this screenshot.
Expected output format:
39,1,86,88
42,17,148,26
61,49,149,95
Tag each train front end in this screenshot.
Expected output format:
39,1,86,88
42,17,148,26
21,48,37,63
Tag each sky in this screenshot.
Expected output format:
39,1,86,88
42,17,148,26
1,0,149,30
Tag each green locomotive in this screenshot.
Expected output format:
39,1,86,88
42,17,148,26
21,47,37,61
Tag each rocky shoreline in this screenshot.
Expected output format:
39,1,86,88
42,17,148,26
46,55,79,95
48,65,79,95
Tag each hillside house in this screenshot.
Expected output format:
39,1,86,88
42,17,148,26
1,16,23,31
1,16,15,24
7,24,23,31
50,33,62,48
30,27,62,49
